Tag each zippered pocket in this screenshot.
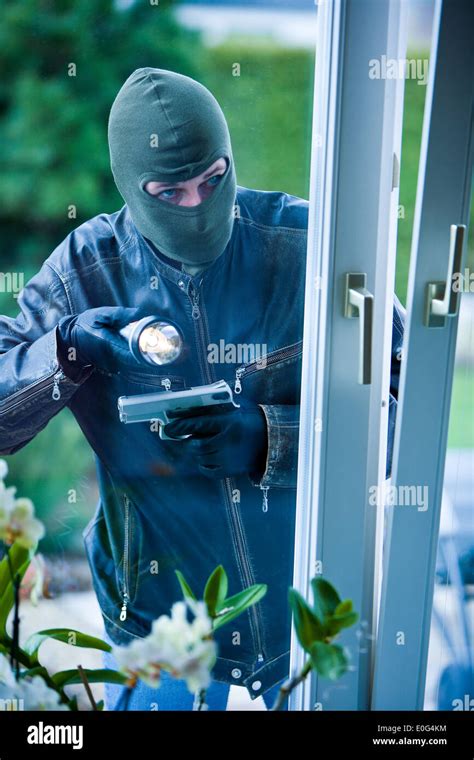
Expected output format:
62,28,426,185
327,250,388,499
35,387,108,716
120,492,135,622
82,500,121,625
0,368,67,414
233,340,303,512
233,340,303,394
119,371,186,391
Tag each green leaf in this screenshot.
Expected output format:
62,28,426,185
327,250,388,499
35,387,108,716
23,629,112,666
310,641,348,680
311,578,341,620
213,584,267,630
0,545,32,637
325,611,359,636
288,589,325,651
52,668,129,689
96,700,105,711
334,599,353,615
19,666,49,680
333,610,359,629
204,565,228,617
0,544,30,598
175,570,197,601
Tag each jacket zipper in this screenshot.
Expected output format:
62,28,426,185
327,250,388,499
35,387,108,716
189,279,214,385
188,279,266,663
233,341,303,394
234,340,303,513
120,493,132,622
223,477,265,662
0,368,66,414
52,369,66,400
190,285,201,320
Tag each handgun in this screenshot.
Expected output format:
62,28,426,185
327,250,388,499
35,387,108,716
117,379,240,440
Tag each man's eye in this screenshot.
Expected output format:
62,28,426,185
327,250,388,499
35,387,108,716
205,174,223,187
158,188,178,200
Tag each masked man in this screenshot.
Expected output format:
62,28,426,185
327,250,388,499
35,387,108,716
0,68,405,710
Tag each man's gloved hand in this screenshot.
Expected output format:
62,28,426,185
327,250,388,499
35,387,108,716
56,306,145,379
163,400,268,480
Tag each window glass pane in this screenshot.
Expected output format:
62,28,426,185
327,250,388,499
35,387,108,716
424,193,474,710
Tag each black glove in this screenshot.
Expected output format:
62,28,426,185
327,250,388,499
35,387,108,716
163,401,268,480
56,306,145,379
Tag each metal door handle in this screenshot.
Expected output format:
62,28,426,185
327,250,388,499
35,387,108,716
424,224,465,327
344,273,373,384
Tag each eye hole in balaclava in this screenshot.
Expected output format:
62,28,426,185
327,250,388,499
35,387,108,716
141,156,230,207
108,68,237,267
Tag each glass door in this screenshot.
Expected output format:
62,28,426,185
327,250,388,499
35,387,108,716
372,0,474,710
290,0,407,710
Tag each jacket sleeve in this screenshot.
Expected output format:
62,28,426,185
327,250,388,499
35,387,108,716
248,293,406,489
0,259,93,455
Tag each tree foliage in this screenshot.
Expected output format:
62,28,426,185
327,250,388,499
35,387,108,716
0,0,207,266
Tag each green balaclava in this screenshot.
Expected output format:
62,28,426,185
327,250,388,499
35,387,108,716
108,68,237,276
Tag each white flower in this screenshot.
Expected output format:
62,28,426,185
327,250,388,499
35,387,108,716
113,598,217,694
21,676,68,711
11,497,34,521
0,460,8,481
0,477,45,549
0,482,17,525
28,554,46,606
0,653,16,689
0,654,67,711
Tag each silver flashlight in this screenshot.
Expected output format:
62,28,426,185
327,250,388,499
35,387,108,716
119,317,183,366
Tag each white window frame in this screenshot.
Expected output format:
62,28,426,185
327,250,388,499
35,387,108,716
371,0,474,710
290,0,407,710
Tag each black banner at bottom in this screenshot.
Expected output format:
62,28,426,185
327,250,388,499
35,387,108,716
0,710,472,757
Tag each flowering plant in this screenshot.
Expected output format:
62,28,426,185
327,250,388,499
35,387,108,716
113,564,268,709
0,460,266,710
113,597,216,695
0,459,358,711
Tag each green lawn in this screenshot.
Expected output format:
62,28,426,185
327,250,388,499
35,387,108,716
448,366,474,449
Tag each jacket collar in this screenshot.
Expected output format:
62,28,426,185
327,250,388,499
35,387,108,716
125,205,236,292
